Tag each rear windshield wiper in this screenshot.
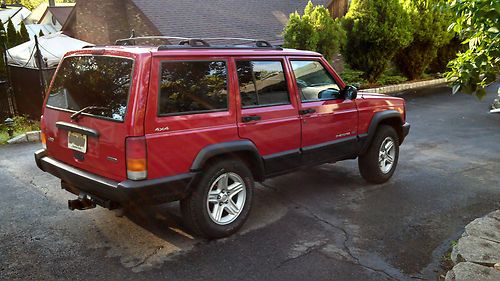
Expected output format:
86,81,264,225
70,106,108,121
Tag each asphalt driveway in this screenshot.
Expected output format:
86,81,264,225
1,84,499,281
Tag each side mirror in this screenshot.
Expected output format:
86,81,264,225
318,89,342,100
341,85,358,100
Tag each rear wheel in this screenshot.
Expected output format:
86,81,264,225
359,125,400,184
180,159,254,239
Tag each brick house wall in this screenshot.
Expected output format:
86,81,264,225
63,0,159,44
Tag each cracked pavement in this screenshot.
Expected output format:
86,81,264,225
1,84,499,281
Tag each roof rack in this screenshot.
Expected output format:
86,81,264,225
114,36,282,50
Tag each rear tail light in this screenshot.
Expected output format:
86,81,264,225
126,136,147,181
41,131,47,149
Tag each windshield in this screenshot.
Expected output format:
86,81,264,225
46,56,134,122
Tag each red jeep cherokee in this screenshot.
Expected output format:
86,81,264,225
35,37,410,238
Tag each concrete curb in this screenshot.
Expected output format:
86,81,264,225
361,77,452,95
7,131,41,144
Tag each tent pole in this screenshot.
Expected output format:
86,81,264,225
34,35,46,99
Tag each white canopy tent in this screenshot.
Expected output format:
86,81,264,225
6,32,93,69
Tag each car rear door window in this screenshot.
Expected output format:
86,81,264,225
236,60,290,108
290,60,341,102
46,55,134,122
158,61,228,116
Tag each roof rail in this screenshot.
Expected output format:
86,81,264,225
114,36,282,50
115,36,189,46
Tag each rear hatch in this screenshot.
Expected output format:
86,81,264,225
42,54,136,182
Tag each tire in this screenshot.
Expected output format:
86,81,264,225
180,158,254,239
358,125,400,184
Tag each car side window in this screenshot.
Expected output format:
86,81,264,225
290,60,341,102
158,60,228,116
236,60,290,108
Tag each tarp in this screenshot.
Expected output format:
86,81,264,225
6,32,94,69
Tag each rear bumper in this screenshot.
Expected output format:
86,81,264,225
34,149,196,207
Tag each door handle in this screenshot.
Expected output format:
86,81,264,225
242,115,262,123
299,108,316,115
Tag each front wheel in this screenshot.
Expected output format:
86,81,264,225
180,159,254,239
358,125,400,184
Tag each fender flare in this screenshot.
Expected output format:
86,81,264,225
360,110,403,154
190,140,265,180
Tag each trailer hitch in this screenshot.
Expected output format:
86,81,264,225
68,194,96,211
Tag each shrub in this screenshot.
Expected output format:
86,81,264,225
378,73,408,85
428,36,463,74
283,1,346,61
342,0,413,83
340,67,368,88
6,19,19,48
19,22,30,45
395,0,454,80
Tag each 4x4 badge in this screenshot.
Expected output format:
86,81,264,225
155,127,170,132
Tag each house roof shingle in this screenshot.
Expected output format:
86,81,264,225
42,6,74,25
130,0,331,44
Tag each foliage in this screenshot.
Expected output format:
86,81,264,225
395,0,454,80
341,65,408,88
446,0,499,99
428,36,464,73
19,21,30,44
0,115,40,144
6,19,19,48
342,0,413,83
378,73,408,85
340,67,367,88
283,1,346,61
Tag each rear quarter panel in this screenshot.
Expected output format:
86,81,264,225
144,55,240,179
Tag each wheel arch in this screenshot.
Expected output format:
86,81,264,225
360,110,403,155
190,140,265,182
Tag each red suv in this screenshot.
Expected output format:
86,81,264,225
35,37,410,238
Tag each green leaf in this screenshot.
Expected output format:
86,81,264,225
487,27,499,33
452,83,461,95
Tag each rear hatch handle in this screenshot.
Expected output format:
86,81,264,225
56,122,100,138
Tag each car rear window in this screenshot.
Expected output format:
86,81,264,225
158,61,228,116
46,56,134,122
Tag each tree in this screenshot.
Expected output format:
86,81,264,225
342,0,413,82
446,0,499,99
19,21,30,44
6,19,19,48
0,21,6,78
395,0,454,79
283,1,346,61
38,30,45,37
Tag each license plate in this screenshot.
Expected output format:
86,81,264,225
68,131,87,153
